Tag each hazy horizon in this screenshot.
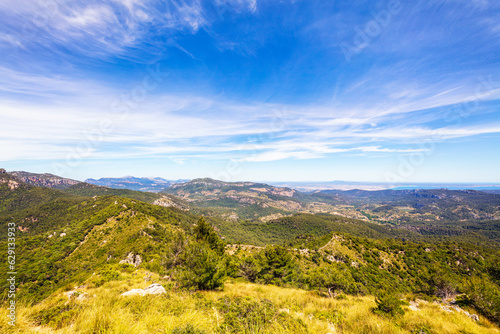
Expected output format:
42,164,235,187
6,169,500,189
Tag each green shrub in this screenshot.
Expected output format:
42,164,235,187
237,256,259,282
256,245,297,285
33,302,80,329
193,217,225,255
462,276,500,324
373,293,406,317
216,296,307,333
117,263,136,273
89,267,120,287
176,241,226,290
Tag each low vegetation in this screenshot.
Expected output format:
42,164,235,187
1,172,500,333
2,275,500,334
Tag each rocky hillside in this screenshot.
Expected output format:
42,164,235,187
1,171,500,332
7,170,81,189
0,173,201,302
167,178,298,197
316,188,500,224
163,178,310,221
163,178,500,230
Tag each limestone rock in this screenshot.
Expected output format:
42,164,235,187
409,301,420,311
67,291,78,299
120,283,166,297
67,290,89,300
119,253,142,267
441,305,453,313
76,293,89,301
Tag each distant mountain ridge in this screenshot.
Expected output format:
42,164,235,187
168,177,297,197
85,176,189,192
163,178,500,225
8,170,81,189
4,169,500,239
2,170,500,331
163,177,305,221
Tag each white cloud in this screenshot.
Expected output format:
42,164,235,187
0,0,261,59
1,59,499,164
2,82,499,163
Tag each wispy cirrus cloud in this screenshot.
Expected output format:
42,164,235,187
1,0,499,181
0,0,259,61
1,66,498,164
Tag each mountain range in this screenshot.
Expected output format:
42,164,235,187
85,176,189,192
2,169,500,333
4,171,500,237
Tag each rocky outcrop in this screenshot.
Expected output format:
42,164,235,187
67,291,89,301
8,171,80,189
119,253,142,267
152,196,188,211
67,291,78,299
437,299,480,321
120,283,166,297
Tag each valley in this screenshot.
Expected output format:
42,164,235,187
1,171,500,333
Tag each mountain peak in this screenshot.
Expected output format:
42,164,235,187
85,176,186,193
8,171,80,189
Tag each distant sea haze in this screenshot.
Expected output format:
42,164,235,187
269,181,500,192
83,175,500,193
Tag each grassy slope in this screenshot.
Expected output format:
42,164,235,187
0,174,201,301
2,273,499,334
2,174,500,333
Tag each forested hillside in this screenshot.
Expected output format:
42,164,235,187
1,172,500,333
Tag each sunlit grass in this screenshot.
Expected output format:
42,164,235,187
1,271,499,334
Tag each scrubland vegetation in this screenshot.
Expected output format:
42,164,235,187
2,274,499,334
1,172,500,333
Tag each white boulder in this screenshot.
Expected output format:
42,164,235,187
120,283,166,297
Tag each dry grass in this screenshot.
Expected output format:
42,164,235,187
1,271,499,334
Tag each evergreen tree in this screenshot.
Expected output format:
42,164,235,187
193,217,224,255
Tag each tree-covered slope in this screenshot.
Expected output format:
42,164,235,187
0,174,201,301
2,172,500,330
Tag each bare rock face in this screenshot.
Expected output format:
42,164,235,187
0,168,6,174
76,293,89,301
67,291,78,299
67,291,89,300
119,253,142,267
120,283,166,297
8,171,80,189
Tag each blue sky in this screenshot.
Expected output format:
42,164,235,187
0,0,499,183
